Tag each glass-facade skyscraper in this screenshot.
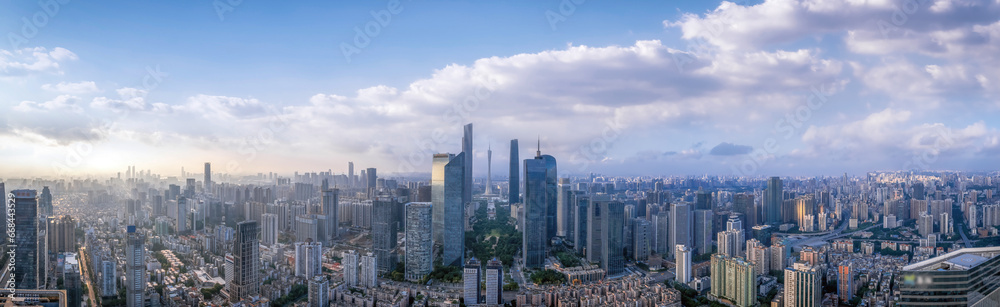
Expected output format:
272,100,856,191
462,123,473,208
11,189,38,289
443,152,466,266
509,139,519,203
523,152,548,268
766,177,783,224
373,196,399,273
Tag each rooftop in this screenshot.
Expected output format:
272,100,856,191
902,246,1000,272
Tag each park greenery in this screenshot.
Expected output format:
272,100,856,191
424,265,463,284
529,269,566,285
556,252,581,268
272,284,308,307
466,203,521,267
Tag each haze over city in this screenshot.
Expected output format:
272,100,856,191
3,0,1000,178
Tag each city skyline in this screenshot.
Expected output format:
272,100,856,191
4,1,1000,178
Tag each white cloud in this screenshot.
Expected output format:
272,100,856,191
15,95,84,113
42,81,100,94
0,47,78,77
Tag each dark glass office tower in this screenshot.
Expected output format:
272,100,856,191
765,177,783,224
373,196,398,273
443,152,466,266
522,154,548,268
39,186,52,217
11,189,38,289
322,189,339,241
601,201,625,276
574,194,590,254
462,123,473,207
541,153,557,244
509,139,519,203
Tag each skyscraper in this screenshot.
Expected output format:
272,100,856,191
348,162,355,188
633,218,652,262
541,151,558,244
261,213,278,246
557,178,572,237
766,177,783,224
176,197,188,234
101,260,117,297
308,276,329,307
718,214,745,257
322,188,339,241
733,193,756,232
463,257,481,305
11,189,38,289
573,193,589,254
295,241,323,279
373,196,399,273
601,201,625,276
432,153,453,244
670,202,692,258
796,195,815,230
360,252,377,288
784,263,821,307
676,245,692,284
366,167,377,195
462,123,473,208
405,202,433,282
485,258,503,305
204,162,212,192
711,254,757,307
585,195,605,265
838,264,855,303
230,221,259,303
343,250,359,287
443,153,467,266
522,151,548,268
39,186,52,217
693,209,713,255
126,226,145,307
509,139,519,203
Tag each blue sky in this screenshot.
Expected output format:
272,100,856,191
2,0,1000,178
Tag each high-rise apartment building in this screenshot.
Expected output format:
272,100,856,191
784,263,821,307
360,252,377,288
343,250,359,287
308,276,329,307
295,241,323,279
405,202,433,282
126,226,145,307
676,245,692,284
711,254,756,307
